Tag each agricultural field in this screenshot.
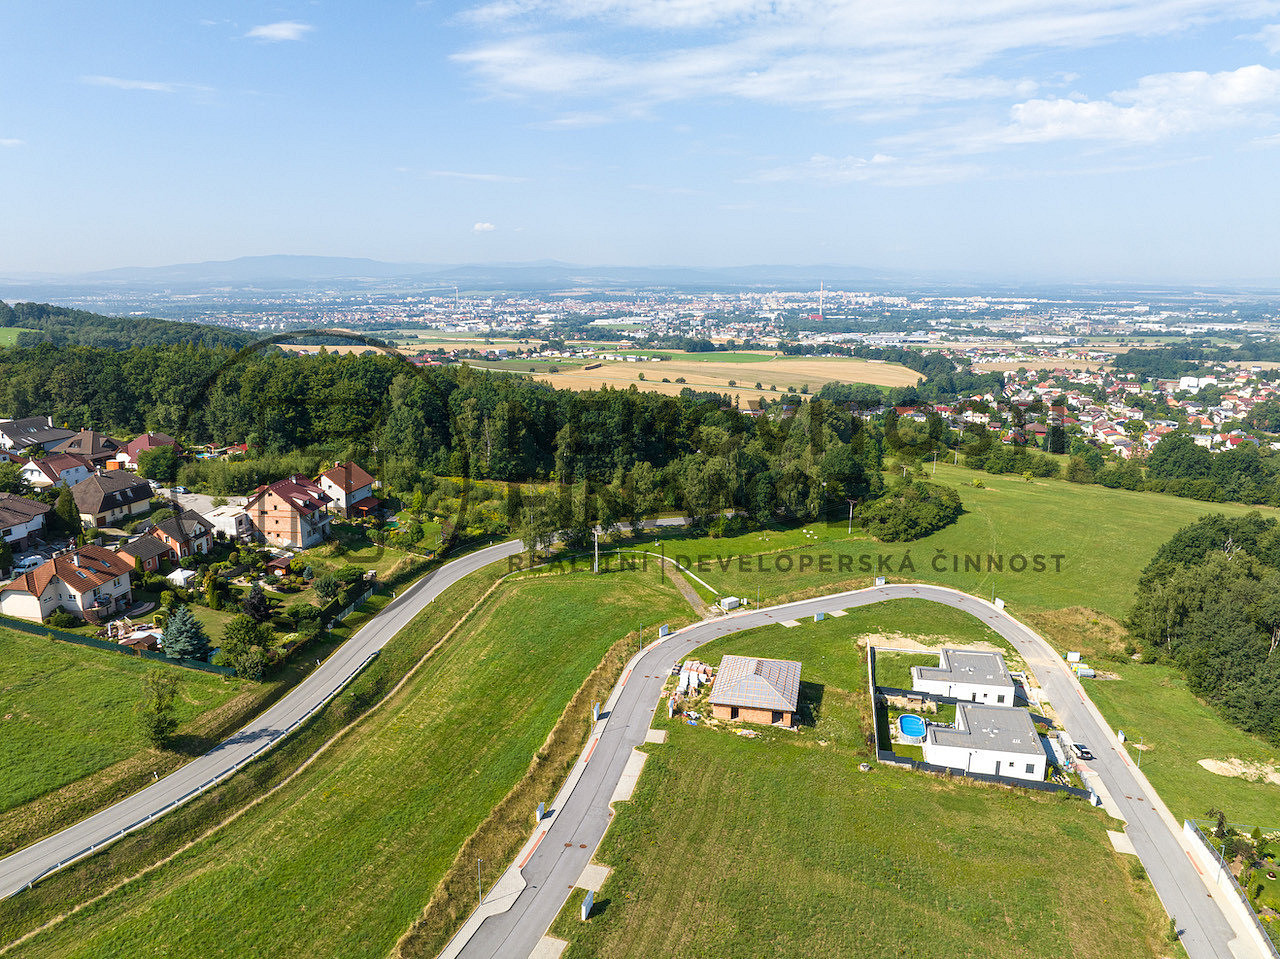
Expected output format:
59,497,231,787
552,614,1174,959
3,564,691,959
0,626,249,814
538,352,921,400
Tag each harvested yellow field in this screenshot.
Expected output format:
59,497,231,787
537,355,921,401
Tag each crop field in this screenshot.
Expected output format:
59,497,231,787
635,461,1277,619
551,614,1174,959
4,564,690,959
0,627,249,815
538,354,921,400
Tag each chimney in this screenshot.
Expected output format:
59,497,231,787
72,553,80,567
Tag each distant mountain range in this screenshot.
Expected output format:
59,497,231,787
0,255,897,294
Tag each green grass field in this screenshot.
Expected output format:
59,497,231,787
634,462,1275,619
552,614,1174,959
7,565,690,959
0,328,36,347
0,627,248,814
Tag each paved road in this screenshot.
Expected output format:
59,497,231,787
0,539,525,900
457,583,1247,959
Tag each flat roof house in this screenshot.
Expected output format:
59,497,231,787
71,473,154,528
708,654,801,727
911,649,1016,705
0,544,134,623
922,703,1047,782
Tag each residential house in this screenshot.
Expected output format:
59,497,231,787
148,509,213,559
318,462,376,518
71,473,153,528
245,474,332,548
922,703,1047,781
21,453,92,490
50,430,122,468
206,502,254,541
118,535,169,574
115,432,180,470
0,493,51,551
0,416,76,453
0,544,133,622
708,654,801,727
911,649,1017,705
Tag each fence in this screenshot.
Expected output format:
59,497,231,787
866,644,1089,800
1184,819,1280,958
0,613,235,677
326,584,376,626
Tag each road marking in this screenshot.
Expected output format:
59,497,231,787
583,737,599,764
1186,850,1204,876
620,667,632,686
519,830,547,868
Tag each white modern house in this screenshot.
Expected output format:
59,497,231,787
206,501,253,541
922,704,1047,781
912,649,1017,705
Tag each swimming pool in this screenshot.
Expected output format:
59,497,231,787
898,714,927,744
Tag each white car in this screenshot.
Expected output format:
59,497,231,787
14,556,42,573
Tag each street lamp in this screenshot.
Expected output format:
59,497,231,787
478,858,484,904
846,498,856,535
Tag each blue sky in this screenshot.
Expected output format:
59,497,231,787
2,1,1280,282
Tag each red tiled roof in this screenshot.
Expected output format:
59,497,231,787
320,462,375,494
1,544,133,597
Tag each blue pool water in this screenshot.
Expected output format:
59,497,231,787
898,714,927,743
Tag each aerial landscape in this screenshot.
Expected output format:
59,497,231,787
4,3,1280,959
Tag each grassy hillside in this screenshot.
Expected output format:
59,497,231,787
638,461,1275,619
4,565,689,959
0,627,249,814
552,614,1175,959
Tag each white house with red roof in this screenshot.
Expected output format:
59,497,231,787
317,461,376,518
20,453,92,490
0,544,134,622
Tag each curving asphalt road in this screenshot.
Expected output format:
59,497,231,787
454,583,1252,959
0,538,525,901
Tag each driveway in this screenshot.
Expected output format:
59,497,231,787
450,582,1254,959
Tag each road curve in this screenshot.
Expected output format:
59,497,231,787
0,539,525,901
455,583,1249,959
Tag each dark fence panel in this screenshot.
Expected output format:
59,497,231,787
0,613,236,677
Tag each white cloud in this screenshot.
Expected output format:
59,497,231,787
246,21,314,42
996,64,1280,144
1254,23,1280,52
0,138,23,148
83,75,178,93
426,170,528,182
473,221,497,232
455,1,1280,111
750,151,980,185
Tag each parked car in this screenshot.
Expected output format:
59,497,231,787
172,486,189,494
1073,743,1094,761
14,556,42,573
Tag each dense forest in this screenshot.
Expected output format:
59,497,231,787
0,301,254,350
1130,513,1280,744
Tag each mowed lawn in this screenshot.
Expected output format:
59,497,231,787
638,462,1276,619
0,627,249,813
0,328,37,347
553,615,1173,959
11,566,689,959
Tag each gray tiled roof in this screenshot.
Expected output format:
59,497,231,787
708,654,801,712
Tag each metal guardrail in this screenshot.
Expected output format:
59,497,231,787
13,643,382,898
1185,819,1280,958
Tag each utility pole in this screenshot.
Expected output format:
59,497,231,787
847,498,856,535
933,451,938,474
593,528,599,574
477,858,483,904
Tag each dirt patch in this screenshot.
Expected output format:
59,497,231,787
1024,607,1131,661
1198,758,1280,786
861,632,1007,654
